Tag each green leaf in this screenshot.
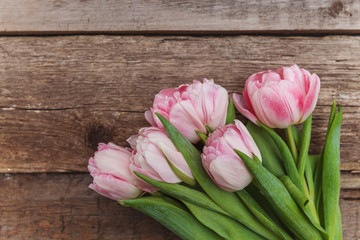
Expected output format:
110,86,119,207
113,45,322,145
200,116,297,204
280,175,327,237
314,101,337,215
297,115,312,178
134,171,229,216
183,200,264,240
322,106,342,239
257,122,302,189
305,157,315,199
235,150,323,240
280,175,309,209
246,122,285,177
309,154,321,179
160,147,197,186
236,189,293,240
314,156,324,214
226,98,236,124
335,205,342,240
156,113,280,240
245,182,283,227
123,195,220,240
205,124,213,133
327,101,337,136
195,130,208,144
287,129,327,237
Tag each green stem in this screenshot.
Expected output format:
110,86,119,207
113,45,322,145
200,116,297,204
285,126,298,162
307,200,321,224
305,158,315,200
301,176,320,225
297,115,312,182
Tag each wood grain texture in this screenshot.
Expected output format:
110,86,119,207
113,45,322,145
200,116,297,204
0,35,359,173
0,110,146,172
0,0,359,34
0,172,357,240
0,173,179,240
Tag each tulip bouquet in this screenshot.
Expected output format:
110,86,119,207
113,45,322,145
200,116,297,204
88,65,342,240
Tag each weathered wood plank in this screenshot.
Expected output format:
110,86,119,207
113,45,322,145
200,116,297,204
340,199,360,240
1,36,360,110
0,106,358,172
341,172,360,200
0,0,359,33
0,173,179,240
0,110,147,172
0,173,357,240
0,35,359,172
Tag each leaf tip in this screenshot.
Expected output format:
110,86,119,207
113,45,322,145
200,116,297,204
118,200,130,207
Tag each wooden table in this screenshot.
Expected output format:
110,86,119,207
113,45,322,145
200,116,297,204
0,1,359,239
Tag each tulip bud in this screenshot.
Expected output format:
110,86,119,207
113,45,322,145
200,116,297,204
128,127,195,192
233,64,320,128
88,143,143,200
145,79,229,143
202,120,261,192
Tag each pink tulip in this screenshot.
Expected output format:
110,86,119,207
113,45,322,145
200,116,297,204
88,143,143,200
128,127,194,192
145,79,229,143
233,64,320,128
202,120,262,192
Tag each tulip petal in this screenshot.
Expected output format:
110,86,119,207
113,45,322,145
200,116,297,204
302,73,320,121
198,79,228,130
222,127,253,158
233,93,258,124
169,101,204,143
276,80,303,123
234,120,262,161
145,110,155,126
289,65,308,96
151,109,170,128
92,174,142,200
129,163,160,193
208,87,228,130
239,65,320,128
89,183,112,199
186,80,205,123
160,141,194,179
127,134,139,149
88,157,99,175
200,79,215,123
94,149,133,182
249,89,275,127
254,86,299,128
144,149,181,183
209,156,253,192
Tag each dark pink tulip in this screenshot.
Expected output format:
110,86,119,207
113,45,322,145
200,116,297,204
233,64,320,128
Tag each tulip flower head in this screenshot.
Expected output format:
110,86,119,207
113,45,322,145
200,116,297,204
202,120,262,192
145,78,229,143
88,143,143,200
128,127,194,192
233,64,320,128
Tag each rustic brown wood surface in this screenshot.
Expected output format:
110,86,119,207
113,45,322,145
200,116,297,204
0,34,359,239
1,1,359,239
0,173,359,240
0,35,359,173
0,0,359,33
0,173,179,240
